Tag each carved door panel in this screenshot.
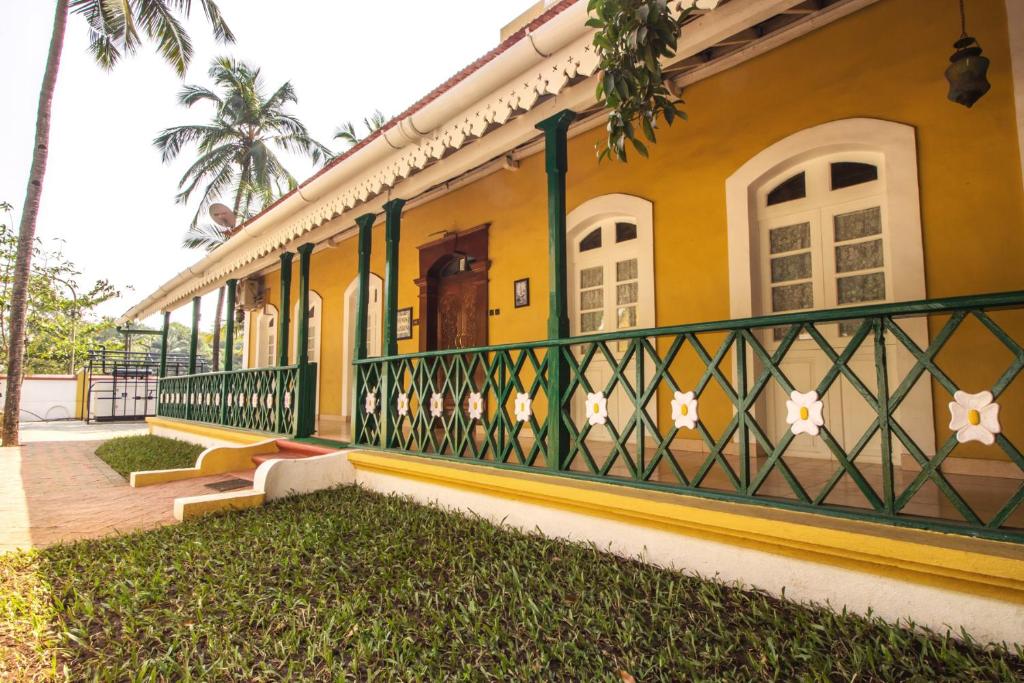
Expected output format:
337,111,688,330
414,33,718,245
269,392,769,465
437,271,487,350
435,270,487,417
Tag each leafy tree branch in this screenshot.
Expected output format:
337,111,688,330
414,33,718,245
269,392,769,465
588,0,691,161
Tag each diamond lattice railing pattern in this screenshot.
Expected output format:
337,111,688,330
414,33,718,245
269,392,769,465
354,291,1024,542
157,363,316,438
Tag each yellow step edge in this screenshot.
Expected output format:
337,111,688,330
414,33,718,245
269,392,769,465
130,439,278,487
347,451,1024,604
146,416,272,445
174,490,265,521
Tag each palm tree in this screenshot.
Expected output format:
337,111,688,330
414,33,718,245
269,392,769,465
155,57,330,371
155,57,332,226
3,1,234,447
334,109,388,149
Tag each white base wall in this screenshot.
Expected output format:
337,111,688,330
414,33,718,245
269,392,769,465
355,468,1024,648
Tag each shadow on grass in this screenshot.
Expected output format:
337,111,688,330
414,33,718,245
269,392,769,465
2,485,1023,680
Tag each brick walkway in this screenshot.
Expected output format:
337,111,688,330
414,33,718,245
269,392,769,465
0,434,248,554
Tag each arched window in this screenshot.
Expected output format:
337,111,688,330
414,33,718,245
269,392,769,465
567,194,655,338
756,151,888,333
255,304,278,368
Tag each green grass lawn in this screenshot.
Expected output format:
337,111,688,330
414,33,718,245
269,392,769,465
93,434,203,478
2,486,1021,681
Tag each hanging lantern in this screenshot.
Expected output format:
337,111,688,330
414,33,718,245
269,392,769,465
945,0,990,108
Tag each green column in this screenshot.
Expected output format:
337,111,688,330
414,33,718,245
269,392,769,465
294,244,315,437
158,310,170,378
381,199,406,449
223,279,237,371
277,252,294,367
188,296,201,375
352,213,376,443
536,109,576,471
296,245,314,366
382,199,406,357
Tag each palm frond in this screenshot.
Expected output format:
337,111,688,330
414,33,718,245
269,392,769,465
333,121,359,145
178,84,221,108
71,0,233,75
181,223,228,251
197,0,236,44
365,109,387,132
153,124,226,163
135,0,193,76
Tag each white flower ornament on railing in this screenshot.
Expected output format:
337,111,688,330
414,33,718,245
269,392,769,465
514,392,532,423
586,392,608,426
397,392,410,417
671,391,698,430
430,392,444,419
948,390,1001,445
786,390,824,436
364,390,377,415
467,392,484,421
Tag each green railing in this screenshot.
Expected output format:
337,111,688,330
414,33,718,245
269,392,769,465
354,291,1024,542
157,363,317,437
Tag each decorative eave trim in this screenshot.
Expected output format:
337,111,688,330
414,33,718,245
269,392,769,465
121,0,830,322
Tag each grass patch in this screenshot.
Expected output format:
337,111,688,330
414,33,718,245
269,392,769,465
1,486,1021,680
94,434,203,478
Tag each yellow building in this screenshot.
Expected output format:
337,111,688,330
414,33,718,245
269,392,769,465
121,0,1024,644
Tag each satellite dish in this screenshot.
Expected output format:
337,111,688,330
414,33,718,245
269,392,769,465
209,203,237,229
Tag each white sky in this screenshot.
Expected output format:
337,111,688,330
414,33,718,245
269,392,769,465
0,1,531,331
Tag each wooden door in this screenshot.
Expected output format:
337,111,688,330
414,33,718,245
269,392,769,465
435,268,487,420
436,269,487,350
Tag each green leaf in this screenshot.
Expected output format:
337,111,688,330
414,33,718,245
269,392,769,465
631,137,649,157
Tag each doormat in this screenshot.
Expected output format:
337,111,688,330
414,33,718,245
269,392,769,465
206,478,252,492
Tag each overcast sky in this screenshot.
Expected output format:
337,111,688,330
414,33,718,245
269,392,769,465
0,1,531,330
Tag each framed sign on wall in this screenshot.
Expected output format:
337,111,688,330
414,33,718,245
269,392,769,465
514,278,530,308
396,307,413,340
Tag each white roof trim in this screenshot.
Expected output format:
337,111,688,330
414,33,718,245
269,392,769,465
122,0,833,323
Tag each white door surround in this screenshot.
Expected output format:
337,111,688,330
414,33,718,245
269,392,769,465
341,274,383,418
254,304,279,369
566,194,656,442
294,290,324,417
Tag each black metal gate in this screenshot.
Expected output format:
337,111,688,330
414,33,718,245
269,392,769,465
83,348,206,422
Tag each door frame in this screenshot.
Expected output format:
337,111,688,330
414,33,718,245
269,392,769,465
415,223,490,351
566,194,657,442
726,118,935,459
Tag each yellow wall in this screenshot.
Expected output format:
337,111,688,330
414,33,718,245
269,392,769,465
249,0,1023,455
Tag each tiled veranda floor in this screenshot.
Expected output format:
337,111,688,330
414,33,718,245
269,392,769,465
0,422,251,554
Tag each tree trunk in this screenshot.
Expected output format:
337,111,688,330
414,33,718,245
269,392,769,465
3,0,69,447
211,285,224,371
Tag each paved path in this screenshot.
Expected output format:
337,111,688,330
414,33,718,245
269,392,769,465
18,420,146,443
0,423,245,554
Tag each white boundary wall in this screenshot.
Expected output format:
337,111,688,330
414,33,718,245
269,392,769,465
0,376,77,422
